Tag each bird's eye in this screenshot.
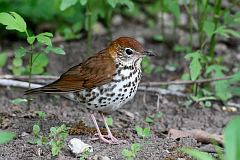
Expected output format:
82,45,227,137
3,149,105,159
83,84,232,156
125,48,133,55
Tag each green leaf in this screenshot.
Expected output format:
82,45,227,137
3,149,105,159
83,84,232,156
122,149,133,157
0,131,16,144
121,0,134,11
107,0,134,11
51,141,62,156
185,51,203,80
27,36,36,45
31,66,44,74
79,0,88,5
60,0,78,11
0,52,7,67
152,34,164,42
131,143,141,153
206,65,231,101
15,47,26,58
0,12,27,33
224,116,240,160
181,148,215,160
143,127,151,137
10,98,28,105
203,21,215,38
46,46,66,55
33,124,40,136
33,53,49,67
145,117,154,123
12,66,25,75
106,116,113,127
135,126,143,137
165,0,180,20
107,0,118,8
13,58,23,67
37,111,46,119
36,32,53,46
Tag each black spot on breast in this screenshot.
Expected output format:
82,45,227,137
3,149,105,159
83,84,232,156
119,88,122,91
100,104,107,107
98,97,107,103
118,93,121,96
135,77,138,83
88,96,96,102
124,89,127,92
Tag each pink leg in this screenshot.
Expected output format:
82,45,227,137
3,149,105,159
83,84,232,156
101,113,127,144
90,114,112,144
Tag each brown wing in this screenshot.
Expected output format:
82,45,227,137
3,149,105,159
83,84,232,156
25,50,116,94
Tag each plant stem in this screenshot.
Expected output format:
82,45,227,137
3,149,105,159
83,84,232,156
27,46,33,108
189,0,193,49
160,0,164,37
209,0,222,63
87,2,92,55
198,0,209,47
106,2,113,41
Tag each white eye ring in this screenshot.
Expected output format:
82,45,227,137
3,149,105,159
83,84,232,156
125,48,133,55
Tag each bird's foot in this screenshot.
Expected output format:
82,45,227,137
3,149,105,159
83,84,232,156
91,133,127,144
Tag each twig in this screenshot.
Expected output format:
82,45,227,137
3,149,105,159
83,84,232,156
138,86,186,97
0,75,234,86
0,79,42,89
140,76,233,86
0,75,58,80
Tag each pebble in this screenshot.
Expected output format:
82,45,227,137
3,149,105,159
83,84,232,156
68,138,93,154
112,15,123,26
93,22,107,35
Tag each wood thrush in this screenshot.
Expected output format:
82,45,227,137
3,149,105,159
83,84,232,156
25,37,155,144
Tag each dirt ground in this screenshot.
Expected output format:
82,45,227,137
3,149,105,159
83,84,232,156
0,19,239,160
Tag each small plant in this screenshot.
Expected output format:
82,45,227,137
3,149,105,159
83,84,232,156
29,124,69,157
145,112,163,124
121,125,151,160
122,143,141,160
181,116,240,160
79,148,91,160
0,131,16,144
37,111,47,119
0,12,65,106
106,116,113,127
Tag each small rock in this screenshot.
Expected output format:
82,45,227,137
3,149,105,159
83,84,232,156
93,22,107,35
215,43,228,55
112,15,123,26
21,132,29,137
68,138,93,154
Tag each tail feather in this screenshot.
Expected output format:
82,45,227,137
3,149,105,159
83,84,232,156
24,86,67,95
24,87,44,95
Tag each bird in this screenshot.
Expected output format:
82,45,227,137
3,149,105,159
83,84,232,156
25,37,155,144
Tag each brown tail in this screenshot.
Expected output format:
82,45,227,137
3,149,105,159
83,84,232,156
24,86,67,95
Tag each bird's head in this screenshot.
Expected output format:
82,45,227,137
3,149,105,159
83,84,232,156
107,37,155,66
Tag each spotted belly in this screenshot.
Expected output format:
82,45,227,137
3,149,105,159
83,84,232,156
74,68,141,112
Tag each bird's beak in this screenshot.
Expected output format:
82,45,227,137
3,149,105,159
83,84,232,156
143,50,156,56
